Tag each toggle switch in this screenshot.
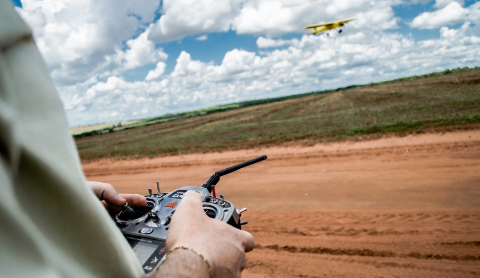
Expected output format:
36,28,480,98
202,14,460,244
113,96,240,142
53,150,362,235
237,207,247,216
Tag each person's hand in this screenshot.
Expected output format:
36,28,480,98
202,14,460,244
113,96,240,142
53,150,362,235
163,190,255,277
87,181,147,215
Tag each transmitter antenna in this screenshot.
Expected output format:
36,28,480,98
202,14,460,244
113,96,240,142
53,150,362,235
201,155,267,192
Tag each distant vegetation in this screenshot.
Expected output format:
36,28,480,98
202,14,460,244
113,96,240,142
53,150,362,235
74,66,478,139
75,67,480,159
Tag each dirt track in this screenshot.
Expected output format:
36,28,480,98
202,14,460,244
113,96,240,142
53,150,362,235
83,130,480,277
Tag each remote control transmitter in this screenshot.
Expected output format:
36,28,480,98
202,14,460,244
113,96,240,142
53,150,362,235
115,155,267,276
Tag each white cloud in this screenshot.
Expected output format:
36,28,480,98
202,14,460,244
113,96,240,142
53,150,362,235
196,35,208,41
148,0,241,43
233,0,398,37
409,0,431,4
257,37,295,48
146,62,167,81
411,1,480,29
171,51,209,78
148,0,398,41
96,26,168,79
17,0,162,84
123,27,168,70
434,0,463,9
411,2,466,29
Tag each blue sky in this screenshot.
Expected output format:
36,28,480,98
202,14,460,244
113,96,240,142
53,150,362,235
12,0,480,126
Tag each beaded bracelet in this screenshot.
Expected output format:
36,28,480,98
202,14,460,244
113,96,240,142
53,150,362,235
165,245,213,278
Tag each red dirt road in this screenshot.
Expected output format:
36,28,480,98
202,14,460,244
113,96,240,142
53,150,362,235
83,130,480,277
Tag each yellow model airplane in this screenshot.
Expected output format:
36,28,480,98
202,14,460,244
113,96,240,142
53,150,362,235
305,18,356,35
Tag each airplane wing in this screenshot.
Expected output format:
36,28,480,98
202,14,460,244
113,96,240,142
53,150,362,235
304,18,356,29
338,18,356,24
304,22,333,29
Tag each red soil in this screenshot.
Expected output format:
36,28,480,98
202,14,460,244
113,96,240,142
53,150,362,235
83,129,480,277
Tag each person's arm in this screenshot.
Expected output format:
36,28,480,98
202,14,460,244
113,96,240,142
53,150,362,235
87,181,147,214
156,190,255,278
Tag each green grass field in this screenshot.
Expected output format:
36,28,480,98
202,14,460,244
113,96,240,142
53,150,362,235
75,67,480,160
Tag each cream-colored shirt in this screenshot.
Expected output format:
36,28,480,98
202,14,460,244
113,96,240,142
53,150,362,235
0,1,144,277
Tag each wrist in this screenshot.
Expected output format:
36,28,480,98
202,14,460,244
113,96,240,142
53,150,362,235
157,247,211,278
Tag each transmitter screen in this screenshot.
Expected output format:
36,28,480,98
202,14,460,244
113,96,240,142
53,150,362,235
126,236,167,273
132,241,158,266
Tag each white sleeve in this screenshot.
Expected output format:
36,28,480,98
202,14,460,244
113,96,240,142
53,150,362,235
0,1,145,277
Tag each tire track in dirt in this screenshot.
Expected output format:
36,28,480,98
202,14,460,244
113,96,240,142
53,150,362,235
256,244,480,261
244,250,480,278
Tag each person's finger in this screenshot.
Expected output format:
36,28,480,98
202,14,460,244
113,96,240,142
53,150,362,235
100,200,108,211
119,194,147,207
107,205,125,215
89,181,126,207
175,190,204,215
240,230,255,252
101,187,126,207
182,190,203,205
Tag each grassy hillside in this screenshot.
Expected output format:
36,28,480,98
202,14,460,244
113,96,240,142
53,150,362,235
75,68,480,160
